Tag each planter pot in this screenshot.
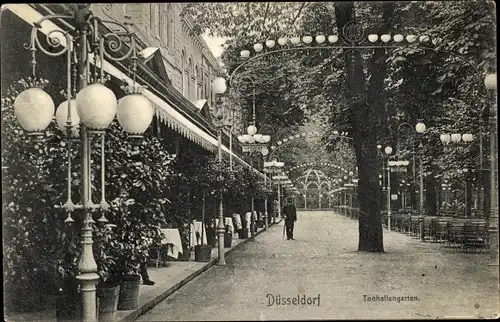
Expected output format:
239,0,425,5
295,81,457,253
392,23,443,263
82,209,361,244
117,275,141,311
97,284,120,321
194,245,212,262
167,245,191,261
224,233,233,248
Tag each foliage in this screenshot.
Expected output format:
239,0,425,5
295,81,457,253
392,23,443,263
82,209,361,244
2,77,178,289
2,78,81,308
185,0,495,249
92,120,176,281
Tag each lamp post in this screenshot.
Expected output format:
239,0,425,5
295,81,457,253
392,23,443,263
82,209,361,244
457,168,471,217
395,121,426,238
484,73,498,266
397,122,419,209
235,76,271,236
384,146,393,230
377,145,392,229
273,173,289,220
212,76,229,266
415,121,427,241
11,5,156,321
440,133,475,217
238,133,271,236
264,160,284,223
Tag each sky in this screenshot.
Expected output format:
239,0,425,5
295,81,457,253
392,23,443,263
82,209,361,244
201,32,229,61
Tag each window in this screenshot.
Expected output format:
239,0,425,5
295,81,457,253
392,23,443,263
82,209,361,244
159,6,166,44
150,4,155,28
183,71,189,97
200,73,205,99
150,4,161,38
203,72,209,99
181,50,188,96
194,65,199,100
167,4,174,49
188,57,193,100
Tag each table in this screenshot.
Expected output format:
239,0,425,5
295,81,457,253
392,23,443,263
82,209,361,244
244,212,252,228
190,221,208,247
161,228,183,259
152,228,183,268
232,214,242,230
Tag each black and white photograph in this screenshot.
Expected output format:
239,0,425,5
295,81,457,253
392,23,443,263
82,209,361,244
1,2,498,321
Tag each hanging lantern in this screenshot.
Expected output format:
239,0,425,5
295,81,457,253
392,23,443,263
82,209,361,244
368,34,379,43
277,37,288,45
415,122,426,133
14,87,55,136
76,83,117,131
117,94,154,137
265,40,276,48
484,73,497,90
380,34,391,42
328,35,338,43
247,125,257,135
55,99,80,137
315,35,326,43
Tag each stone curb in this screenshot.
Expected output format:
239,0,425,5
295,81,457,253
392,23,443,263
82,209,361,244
117,221,281,321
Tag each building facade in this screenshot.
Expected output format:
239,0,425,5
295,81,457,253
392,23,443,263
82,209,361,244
91,3,219,108
3,3,259,168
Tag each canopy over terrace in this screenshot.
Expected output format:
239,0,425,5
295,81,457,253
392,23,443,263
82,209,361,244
5,4,264,179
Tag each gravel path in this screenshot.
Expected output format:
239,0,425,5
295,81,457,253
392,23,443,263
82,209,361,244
137,211,499,321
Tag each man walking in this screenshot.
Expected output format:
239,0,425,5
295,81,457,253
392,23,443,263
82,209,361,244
282,197,297,240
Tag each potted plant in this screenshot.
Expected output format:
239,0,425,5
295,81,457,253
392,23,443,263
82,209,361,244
94,223,121,321
194,189,212,262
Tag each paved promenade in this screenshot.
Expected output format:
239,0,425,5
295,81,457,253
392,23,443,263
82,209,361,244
138,211,499,321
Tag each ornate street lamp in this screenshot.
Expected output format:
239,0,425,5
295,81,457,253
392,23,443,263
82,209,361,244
440,133,474,152
415,121,427,241
12,5,154,321
484,72,498,266
272,172,288,219
212,76,229,266
238,127,271,236
377,145,392,228
264,160,285,223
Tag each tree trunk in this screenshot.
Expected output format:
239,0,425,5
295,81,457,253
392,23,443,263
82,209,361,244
334,1,394,252
425,176,437,216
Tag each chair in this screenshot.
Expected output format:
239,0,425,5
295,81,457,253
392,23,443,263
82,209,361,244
463,221,488,253
402,215,411,234
423,217,436,242
410,216,420,237
435,219,449,243
446,221,465,249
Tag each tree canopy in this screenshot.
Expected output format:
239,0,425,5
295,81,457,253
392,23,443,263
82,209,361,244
184,1,496,251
